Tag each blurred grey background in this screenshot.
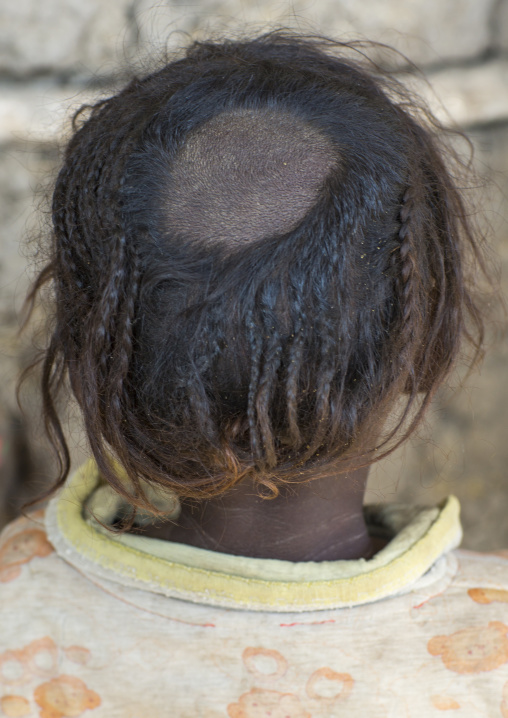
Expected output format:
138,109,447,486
0,0,507,549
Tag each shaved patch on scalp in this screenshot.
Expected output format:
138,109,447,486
164,108,338,243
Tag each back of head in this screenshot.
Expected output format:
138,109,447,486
38,33,484,505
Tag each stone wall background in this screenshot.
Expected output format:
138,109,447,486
0,0,507,547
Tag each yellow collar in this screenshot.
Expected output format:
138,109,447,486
45,459,462,612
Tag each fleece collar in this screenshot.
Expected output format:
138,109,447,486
45,459,462,612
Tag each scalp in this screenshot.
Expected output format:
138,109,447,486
164,108,338,243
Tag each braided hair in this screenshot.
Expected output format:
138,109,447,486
27,32,486,508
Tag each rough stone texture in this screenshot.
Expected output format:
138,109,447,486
0,0,500,77
0,146,58,410
495,0,508,52
0,83,101,144
311,0,498,66
133,0,498,68
415,60,508,128
0,145,62,525
0,0,135,77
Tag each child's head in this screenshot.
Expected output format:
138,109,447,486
34,33,485,505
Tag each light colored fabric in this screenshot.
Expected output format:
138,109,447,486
2,464,508,717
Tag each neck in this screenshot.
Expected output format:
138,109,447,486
141,465,377,562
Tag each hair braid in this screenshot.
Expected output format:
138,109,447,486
246,307,263,464
305,319,337,459
396,186,425,392
255,286,283,468
179,302,226,443
57,102,150,498
303,228,345,458
285,292,306,449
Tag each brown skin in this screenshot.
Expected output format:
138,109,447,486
141,465,383,561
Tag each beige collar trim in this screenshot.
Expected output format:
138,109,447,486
46,459,462,612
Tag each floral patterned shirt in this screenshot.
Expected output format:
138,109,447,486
1,459,508,718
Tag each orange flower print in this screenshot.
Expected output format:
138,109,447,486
0,637,58,686
469,588,508,605
0,695,31,717
306,667,354,702
227,687,310,718
431,695,460,711
242,648,288,680
229,646,355,717
20,637,58,678
428,621,508,674
0,529,53,583
34,675,101,718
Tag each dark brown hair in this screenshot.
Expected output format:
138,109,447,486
26,32,486,509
